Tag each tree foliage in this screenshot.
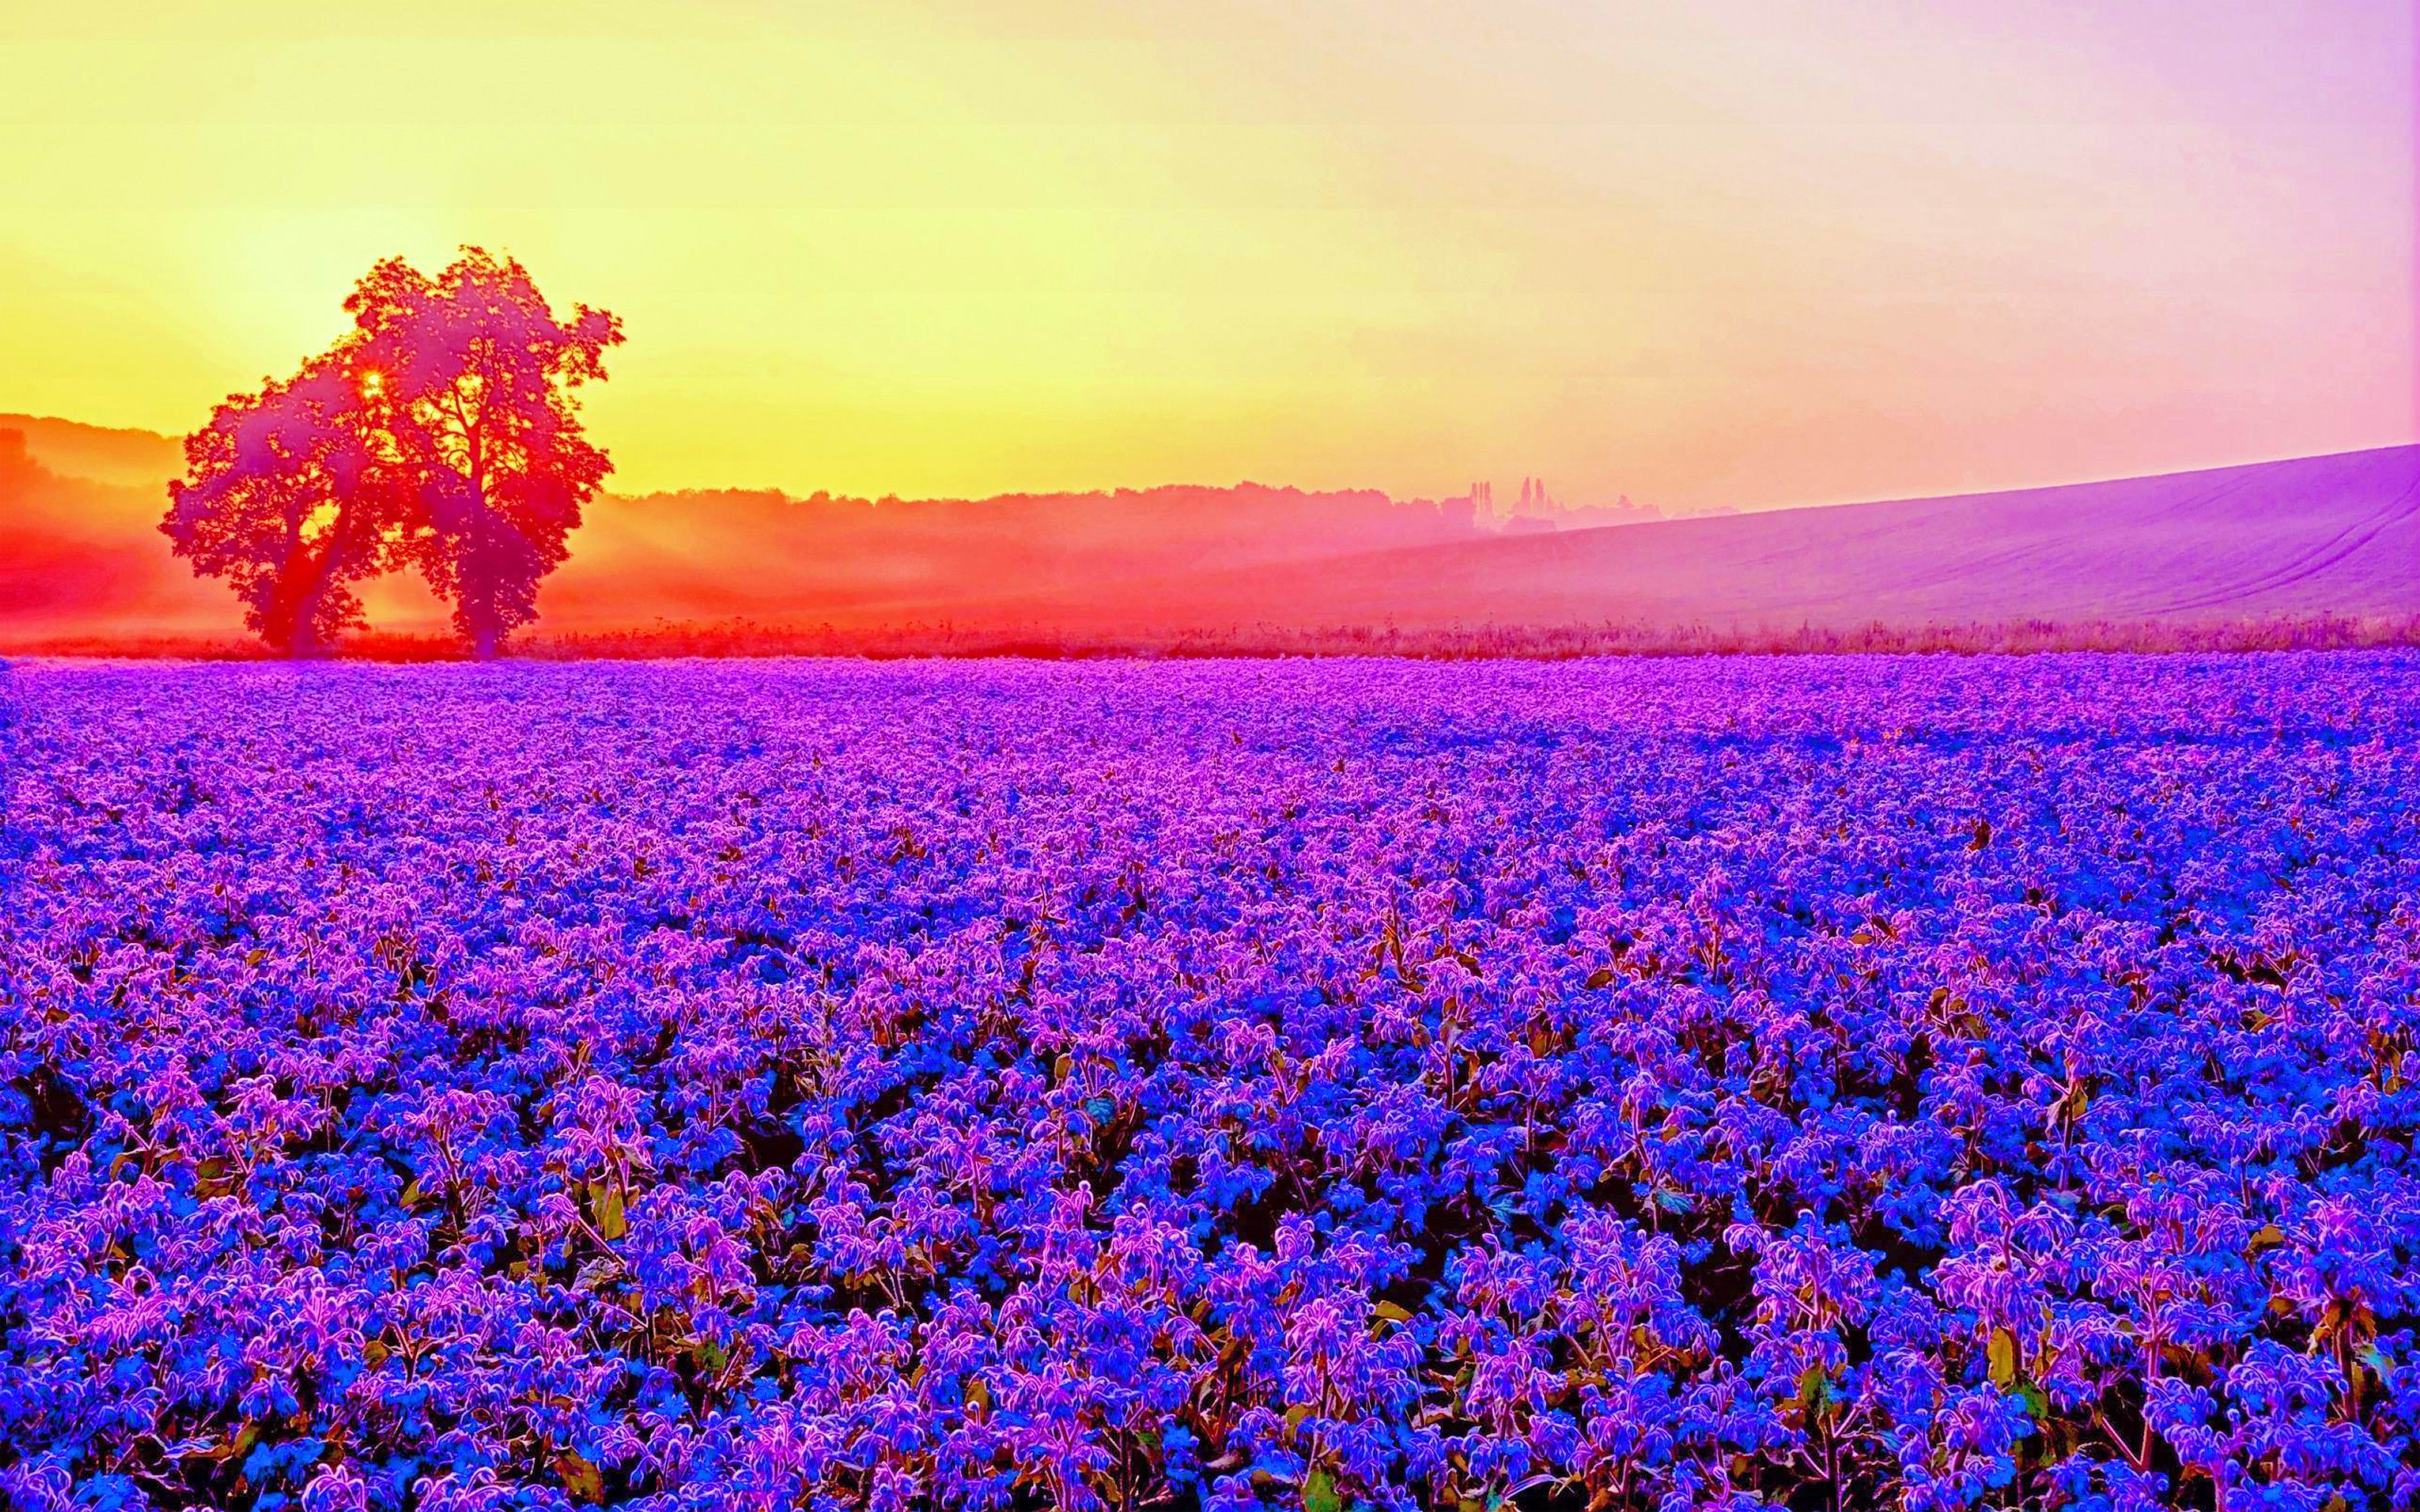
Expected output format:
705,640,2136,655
160,249,620,657
349,250,622,657
160,355,397,655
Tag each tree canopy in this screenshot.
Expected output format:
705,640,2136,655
161,249,622,656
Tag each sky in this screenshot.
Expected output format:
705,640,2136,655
1,0,2412,510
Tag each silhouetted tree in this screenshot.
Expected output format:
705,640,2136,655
161,353,401,656
160,247,619,657
348,249,622,658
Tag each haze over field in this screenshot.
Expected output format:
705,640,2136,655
5,413,2412,648
970,447,2420,638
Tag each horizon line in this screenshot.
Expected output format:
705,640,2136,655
4,406,2415,522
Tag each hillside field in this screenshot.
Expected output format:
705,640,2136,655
5,414,2412,653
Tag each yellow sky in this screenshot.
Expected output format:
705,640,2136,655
2,0,2411,509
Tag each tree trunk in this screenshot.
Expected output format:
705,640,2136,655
466,456,498,659
283,509,348,658
289,561,337,658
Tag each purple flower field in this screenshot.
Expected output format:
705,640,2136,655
3,654,2418,1512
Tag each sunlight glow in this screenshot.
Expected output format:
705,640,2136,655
0,0,2410,509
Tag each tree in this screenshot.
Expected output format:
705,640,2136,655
161,352,401,657
160,247,620,657
347,249,623,658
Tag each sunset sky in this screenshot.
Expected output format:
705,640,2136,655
3,0,2412,510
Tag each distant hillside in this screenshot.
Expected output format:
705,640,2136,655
0,414,184,489
0,431,201,626
536,483,1485,627
0,419,1493,638
906,445,2420,635
2,412,2411,648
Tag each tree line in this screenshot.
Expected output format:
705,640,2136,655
161,249,621,657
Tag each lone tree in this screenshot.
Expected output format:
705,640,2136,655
162,248,621,657
161,353,401,657
349,250,623,658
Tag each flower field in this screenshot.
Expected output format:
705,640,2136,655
3,654,2417,1511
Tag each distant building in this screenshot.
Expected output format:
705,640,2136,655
1465,475,1562,529
1455,477,1659,532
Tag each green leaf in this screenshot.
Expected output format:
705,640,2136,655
1987,1327,2018,1387
591,1180,626,1240
1304,1467,1342,1512
555,1452,603,1503
188,1420,259,1463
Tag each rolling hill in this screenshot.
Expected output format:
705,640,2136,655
933,445,2420,637
0,413,184,489
2,409,2412,649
